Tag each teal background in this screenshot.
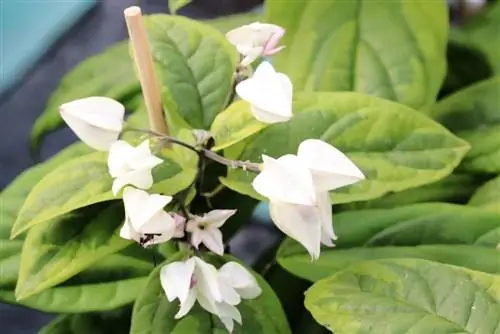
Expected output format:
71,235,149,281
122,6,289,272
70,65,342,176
1,0,97,93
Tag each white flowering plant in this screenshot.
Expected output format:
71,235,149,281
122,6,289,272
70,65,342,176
2,1,500,333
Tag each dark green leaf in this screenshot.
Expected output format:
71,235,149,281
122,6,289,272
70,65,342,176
222,92,470,204
305,259,500,334
265,0,448,110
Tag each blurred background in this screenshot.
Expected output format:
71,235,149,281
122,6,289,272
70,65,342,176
0,0,491,332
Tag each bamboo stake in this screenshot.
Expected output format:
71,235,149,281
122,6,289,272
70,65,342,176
124,6,169,135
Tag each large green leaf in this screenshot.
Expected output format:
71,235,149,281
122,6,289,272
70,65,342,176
468,175,500,212
11,145,196,238
265,0,448,110
451,2,500,75
305,259,500,334
431,77,500,173
278,203,500,281
15,204,130,300
31,41,140,148
131,253,291,334
144,15,238,130
18,254,150,312
39,308,131,334
222,92,470,204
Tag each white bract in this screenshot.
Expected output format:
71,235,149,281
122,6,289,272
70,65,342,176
226,22,285,66
59,96,125,151
186,210,236,255
252,139,365,259
119,187,181,246
236,61,293,124
108,140,163,195
161,257,261,333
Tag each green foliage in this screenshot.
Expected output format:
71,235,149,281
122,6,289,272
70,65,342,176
431,76,500,173
131,253,291,334
265,0,448,110
205,12,263,33
30,42,140,149
222,92,469,204
305,259,500,334
143,15,238,130
278,203,500,281
468,174,500,212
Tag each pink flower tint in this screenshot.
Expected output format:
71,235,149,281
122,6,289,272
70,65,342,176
262,27,286,56
189,275,197,289
170,213,186,238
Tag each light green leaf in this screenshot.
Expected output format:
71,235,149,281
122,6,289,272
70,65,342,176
18,254,150,312
265,0,448,110
205,12,263,33
469,175,500,212
305,259,500,334
222,92,470,204
0,241,22,288
15,204,129,300
11,146,195,238
451,2,500,74
210,100,267,151
39,308,131,334
432,76,500,173
144,15,238,129
278,203,500,282
31,41,140,149
131,253,291,334
342,174,478,210
169,0,191,15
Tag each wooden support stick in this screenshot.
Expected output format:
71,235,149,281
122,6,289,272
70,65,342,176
124,6,169,135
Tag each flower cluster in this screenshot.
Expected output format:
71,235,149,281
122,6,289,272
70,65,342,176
57,21,364,332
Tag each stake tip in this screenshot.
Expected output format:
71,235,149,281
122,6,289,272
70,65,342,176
124,6,141,17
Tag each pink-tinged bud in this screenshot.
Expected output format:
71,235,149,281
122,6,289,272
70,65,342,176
262,27,286,56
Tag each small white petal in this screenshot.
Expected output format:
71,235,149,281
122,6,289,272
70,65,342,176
317,191,337,247
200,229,225,255
128,140,163,170
269,201,322,260
197,210,237,229
297,139,365,191
217,302,242,324
218,282,241,306
219,262,261,299
193,257,222,302
60,97,124,151
174,289,197,319
108,141,135,177
253,155,316,205
219,317,235,333
122,187,172,231
139,210,177,236
119,219,140,242
160,259,195,303
112,178,128,196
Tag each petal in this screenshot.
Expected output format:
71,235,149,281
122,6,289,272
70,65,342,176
262,27,286,54
139,210,177,236
219,262,261,299
200,228,225,256
269,201,322,260
252,155,316,205
128,140,163,170
111,177,128,196
174,289,197,319
217,302,242,324
297,139,365,191
218,282,241,306
189,229,203,249
198,210,237,228
122,187,172,230
250,105,292,124
119,219,140,242
317,191,337,247
193,257,222,302
120,169,154,191
219,317,235,333
160,259,195,303
197,289,220,316
108,140,134,177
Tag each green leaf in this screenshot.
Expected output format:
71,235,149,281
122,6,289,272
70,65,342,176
222,92,470,204
278,203,500,282
169,0,192,15
131,253,291,334
0,240,22,288
342,174,478,210
31,41,140,149
210,101,268,151
265,0,448,110
451,2,500,75
204,12,263,33
468,175,500,212
305,259,500,334
15,204,130,300
144,15,238,129
431,76,500,173
11,146,195,238
19,254,150,312
39,308,131,334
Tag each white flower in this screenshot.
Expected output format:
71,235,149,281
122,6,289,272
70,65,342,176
161,257,261,333
235,61,293,124
252,139,365,259
186,210,236,255
108,140,163,195
59,96,124,151
119,187,180,247
226,22,285,66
